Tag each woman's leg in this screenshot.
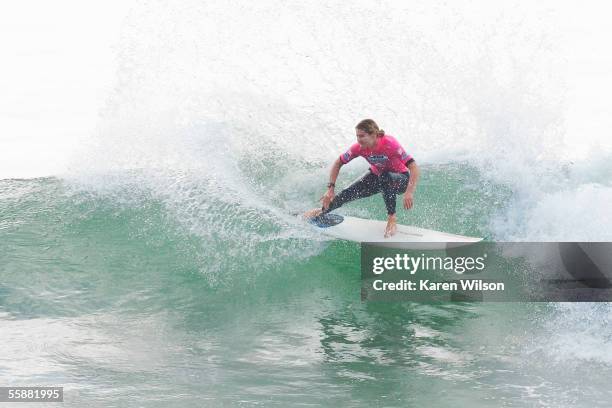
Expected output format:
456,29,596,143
322,170,381,214
379,171,410,215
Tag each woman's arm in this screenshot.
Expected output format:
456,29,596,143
321,158,343,209
328,158,342,186
403,161,419,209
406,161,419,194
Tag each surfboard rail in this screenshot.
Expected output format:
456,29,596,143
305,214,482,249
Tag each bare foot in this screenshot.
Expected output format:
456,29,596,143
303,208,323,219
384,214,397,238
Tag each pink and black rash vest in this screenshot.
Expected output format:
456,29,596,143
339,134,413,176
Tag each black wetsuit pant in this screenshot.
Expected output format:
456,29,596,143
322,170,410,216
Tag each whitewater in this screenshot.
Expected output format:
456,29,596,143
2,1,612,406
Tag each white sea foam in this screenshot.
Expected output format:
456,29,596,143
4,1,611,244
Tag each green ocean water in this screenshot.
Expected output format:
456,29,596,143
4,0,612,405
3,165,611,407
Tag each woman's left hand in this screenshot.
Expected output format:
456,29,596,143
403,192,414,209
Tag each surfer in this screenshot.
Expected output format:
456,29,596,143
305,119,420,238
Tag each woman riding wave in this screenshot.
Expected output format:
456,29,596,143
304,119,420,238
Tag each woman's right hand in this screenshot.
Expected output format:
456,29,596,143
320,188,335,210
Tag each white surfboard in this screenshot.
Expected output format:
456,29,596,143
306,213,482,249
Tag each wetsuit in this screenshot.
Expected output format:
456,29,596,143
322,134,415,215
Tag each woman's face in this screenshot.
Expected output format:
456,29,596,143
356,129,377,148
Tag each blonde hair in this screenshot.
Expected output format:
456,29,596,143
356,119,385,137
